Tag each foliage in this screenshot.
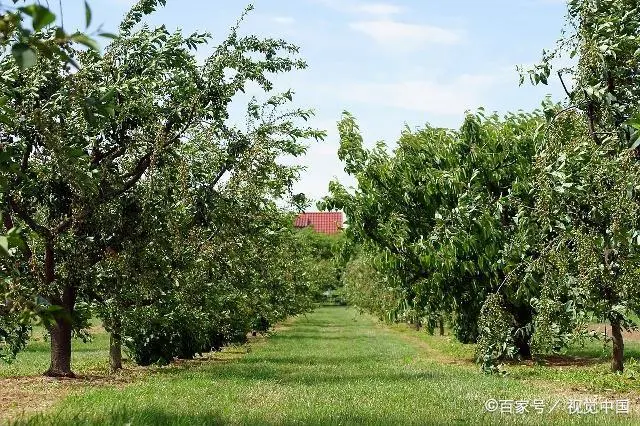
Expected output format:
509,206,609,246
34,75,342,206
475,293,516,374
517,0,640,372
0,0,325,376
294,227,346,303
0,2,110,359
0,307,28,361
340,252,401,321
98,128,325,364
0,1,110,69
322,109,545,347
324,0,640,375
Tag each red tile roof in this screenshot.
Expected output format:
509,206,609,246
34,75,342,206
294,212,343,235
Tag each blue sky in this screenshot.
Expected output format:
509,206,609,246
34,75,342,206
57,0,570,204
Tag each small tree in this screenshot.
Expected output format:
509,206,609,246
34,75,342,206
322,109,545,348
0,0,106,369
521,0,640,372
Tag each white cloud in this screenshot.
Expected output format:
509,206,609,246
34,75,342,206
272,16,296,25
349,20,461,49
354,3,404,16
314,0,404,17
325,72,503,115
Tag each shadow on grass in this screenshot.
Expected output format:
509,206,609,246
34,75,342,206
529,355,604,367
23,340,108,354
12,407,444,426
566,345,640,360
238,354,390,366
502,344,640,368
11,409,229,426
149,359,444,385
269,333,380,341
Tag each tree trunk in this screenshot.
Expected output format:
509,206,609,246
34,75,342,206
611,319,624,373
514,334,532,360
44,245,76,378
439,317,445,336
414,318,421,331
109,333,123,372
46,315,74,377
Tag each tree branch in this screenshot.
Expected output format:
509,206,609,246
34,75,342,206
91,144,121,168
7,196,52,240
20,142,32,172
53,217,74,235
558,70,573,99
583,89,600,144
120,153,152,193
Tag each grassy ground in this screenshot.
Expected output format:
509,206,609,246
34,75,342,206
388,322,640,394
2,306,640,425
0,320,113,379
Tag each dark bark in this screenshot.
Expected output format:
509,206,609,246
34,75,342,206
611,319,624,373
439,317,445,336
45,313,74,378
109,333,123,372
7,196,52,239
108,316,123,372
585,96,599,144
414,318,421,331
515,338,532,360
2,207,14,231
44,244,54,284
558,71,574,100
507,300,533,359
44,245,77,377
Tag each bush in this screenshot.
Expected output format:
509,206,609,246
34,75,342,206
341,254,400,321
0,310,30,362
122,305,213,366
475,294,517,374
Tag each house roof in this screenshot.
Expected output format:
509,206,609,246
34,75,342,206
294,212,343,235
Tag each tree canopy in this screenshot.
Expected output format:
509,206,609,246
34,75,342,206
1,0,326,376
325,0,640,373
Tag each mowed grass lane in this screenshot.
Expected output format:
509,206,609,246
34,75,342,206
10,306,640,425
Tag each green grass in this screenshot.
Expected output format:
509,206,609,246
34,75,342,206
0,321,116,378
389,321,640,394
4,306,640,425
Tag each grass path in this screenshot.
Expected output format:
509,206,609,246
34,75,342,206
6,306,640,425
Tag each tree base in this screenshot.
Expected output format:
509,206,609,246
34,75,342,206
43,369,76,378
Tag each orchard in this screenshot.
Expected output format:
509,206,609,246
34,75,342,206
2,1,640,424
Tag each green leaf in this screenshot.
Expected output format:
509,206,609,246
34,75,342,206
66,146,87,158
0,236,9,256
84,1,92,29
11,43,37,69
629,131,640,150
98,32,119,40
625,113,640,130
5,228,26,252
19,5,56,32
100,87,117,103
70,33,100,51
55,27,67,40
